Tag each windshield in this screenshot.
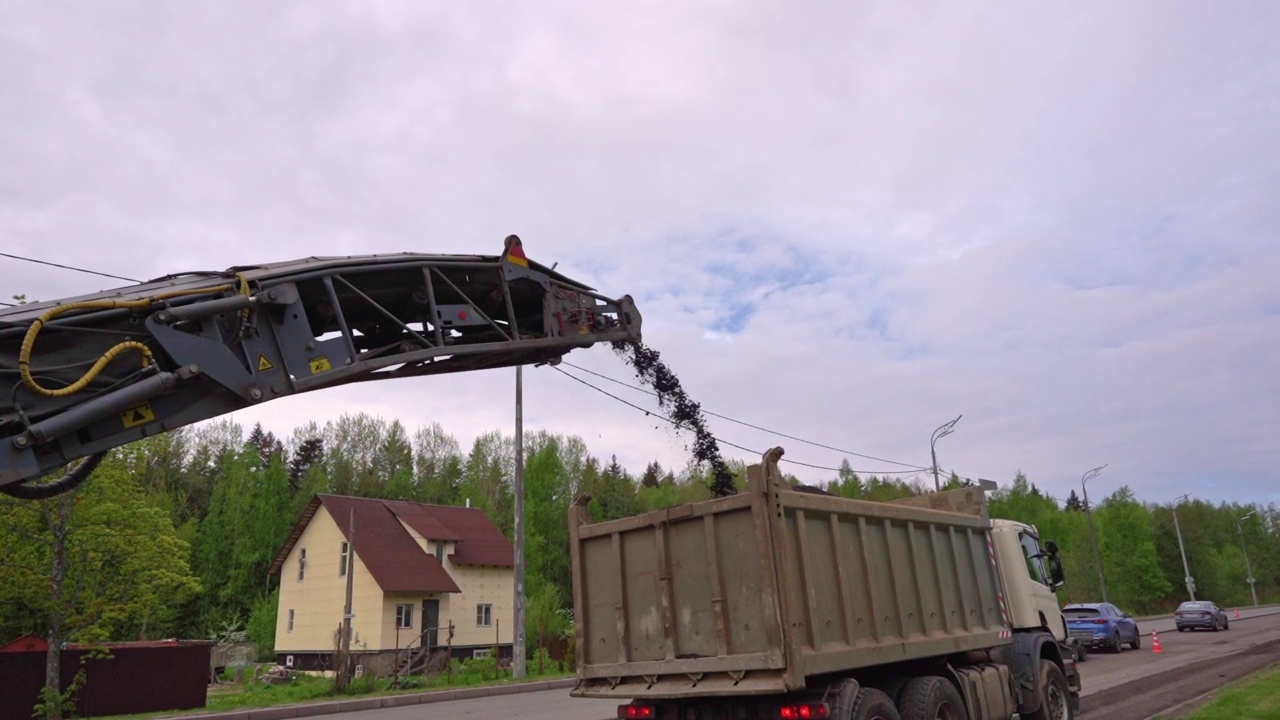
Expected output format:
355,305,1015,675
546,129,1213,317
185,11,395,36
1063,608,1100,618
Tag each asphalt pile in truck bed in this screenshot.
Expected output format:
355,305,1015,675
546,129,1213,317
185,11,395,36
612,340,737,497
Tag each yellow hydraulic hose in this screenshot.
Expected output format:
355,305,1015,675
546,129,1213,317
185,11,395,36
18,279,247,398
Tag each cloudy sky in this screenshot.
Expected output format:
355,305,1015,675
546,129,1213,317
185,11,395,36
3,1,1277,506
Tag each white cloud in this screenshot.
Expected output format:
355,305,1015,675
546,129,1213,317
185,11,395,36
2,1,1278,505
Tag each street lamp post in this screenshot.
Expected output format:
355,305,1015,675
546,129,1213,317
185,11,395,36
930,415,962,492
513,365,526,679
1172,493,1195,601
1237,511,1259,607
1081,465,1109,603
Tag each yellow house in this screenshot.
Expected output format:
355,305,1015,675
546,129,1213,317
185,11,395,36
268,494,514,674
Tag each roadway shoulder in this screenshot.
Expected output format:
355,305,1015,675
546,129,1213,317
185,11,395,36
163,678,578,720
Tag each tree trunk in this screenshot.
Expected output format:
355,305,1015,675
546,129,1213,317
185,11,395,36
43,496,71,720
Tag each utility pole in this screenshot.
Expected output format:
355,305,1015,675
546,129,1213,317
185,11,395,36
512,365,526,679
930,415,961,492
1238,511,1259,607
1172,494,1195,601
339,507,356,688
1081,465,1109,603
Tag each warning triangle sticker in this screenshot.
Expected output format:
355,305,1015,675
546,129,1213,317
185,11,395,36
257,355,274,371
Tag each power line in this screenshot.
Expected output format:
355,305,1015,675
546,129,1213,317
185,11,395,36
552,365,923,475
560,360,930,470
0,251,140,284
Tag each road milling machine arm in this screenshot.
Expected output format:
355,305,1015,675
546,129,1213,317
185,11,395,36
0,236,640,498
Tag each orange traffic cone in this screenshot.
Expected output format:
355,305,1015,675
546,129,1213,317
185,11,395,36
1234,608,1241,620
1151,630,1164,653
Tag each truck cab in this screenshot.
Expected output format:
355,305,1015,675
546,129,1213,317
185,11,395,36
992,520,1069,641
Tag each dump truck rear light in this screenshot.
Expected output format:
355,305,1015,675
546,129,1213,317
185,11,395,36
779,704,830,719
618,704,655,718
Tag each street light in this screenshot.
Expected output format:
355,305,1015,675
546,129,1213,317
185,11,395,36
1081,465,1109,603
1171,493,1195,601
1237,511,1259,607
930,415,962,491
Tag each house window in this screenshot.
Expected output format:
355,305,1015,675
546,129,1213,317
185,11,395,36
472,648,491,659
339,541,349,577
288,609,295,632
476,603,492,627
297,548,306,581
396,604,414,629
434,543,445,563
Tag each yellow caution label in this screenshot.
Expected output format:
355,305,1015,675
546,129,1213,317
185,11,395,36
257,354,275,371
309,356,332,374
121,403,156,428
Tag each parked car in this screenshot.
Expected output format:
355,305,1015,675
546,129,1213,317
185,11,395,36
1063,602,1141,652
1175,601,1230,631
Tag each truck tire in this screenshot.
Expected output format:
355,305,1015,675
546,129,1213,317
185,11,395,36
1022,660,1072,720
898,676,966,720
841,687,902,720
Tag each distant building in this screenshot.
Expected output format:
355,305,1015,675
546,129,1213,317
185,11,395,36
0,633,47,653
268,494,513,674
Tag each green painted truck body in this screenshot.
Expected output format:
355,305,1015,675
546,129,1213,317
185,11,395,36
569,448,1012,700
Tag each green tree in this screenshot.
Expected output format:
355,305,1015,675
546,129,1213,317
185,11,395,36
459,431,514,536
524,438,571,598
0,453,200,718
1096,487,1171,612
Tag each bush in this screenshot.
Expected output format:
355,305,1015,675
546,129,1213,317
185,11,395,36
245,590,278,661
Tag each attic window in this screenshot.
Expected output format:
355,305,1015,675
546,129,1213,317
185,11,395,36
435,542,445,563
339,541,349,577
297,548,307,581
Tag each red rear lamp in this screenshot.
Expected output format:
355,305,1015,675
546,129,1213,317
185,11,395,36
780,704,830,719
618,704,655,719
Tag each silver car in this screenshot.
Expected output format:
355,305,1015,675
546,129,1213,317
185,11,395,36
1174,601,1230,631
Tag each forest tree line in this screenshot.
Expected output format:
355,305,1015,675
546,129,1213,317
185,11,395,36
1,412,1276,658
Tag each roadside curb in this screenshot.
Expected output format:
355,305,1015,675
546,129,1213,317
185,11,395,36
164,678,577,720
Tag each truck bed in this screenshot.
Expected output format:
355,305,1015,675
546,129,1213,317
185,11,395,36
568,448,1011,699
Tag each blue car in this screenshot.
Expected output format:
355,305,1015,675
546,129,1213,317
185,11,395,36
1063,602,1141,653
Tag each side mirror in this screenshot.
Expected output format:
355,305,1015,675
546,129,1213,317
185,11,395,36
1048,555,1065,588
1045,540,1060,555
1123,613,1131,619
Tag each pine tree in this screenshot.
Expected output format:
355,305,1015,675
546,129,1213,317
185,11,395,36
640,461,663,489
1065,490,1083,512
289,437,324,491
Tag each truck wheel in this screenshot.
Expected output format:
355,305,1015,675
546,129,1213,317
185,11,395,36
841,687,902,720
898,676,965,720
1022,660,1072,720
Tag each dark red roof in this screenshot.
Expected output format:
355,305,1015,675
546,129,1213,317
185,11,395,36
0,633,47,653
268,494,513,594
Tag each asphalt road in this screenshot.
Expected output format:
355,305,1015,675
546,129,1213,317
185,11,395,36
1076,609,1280,718
333,606,1280,720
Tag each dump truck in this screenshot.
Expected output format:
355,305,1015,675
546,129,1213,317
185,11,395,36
568,447,1081,720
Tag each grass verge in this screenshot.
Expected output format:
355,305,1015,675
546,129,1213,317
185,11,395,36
1164,663,1280,720
99,663,573,719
